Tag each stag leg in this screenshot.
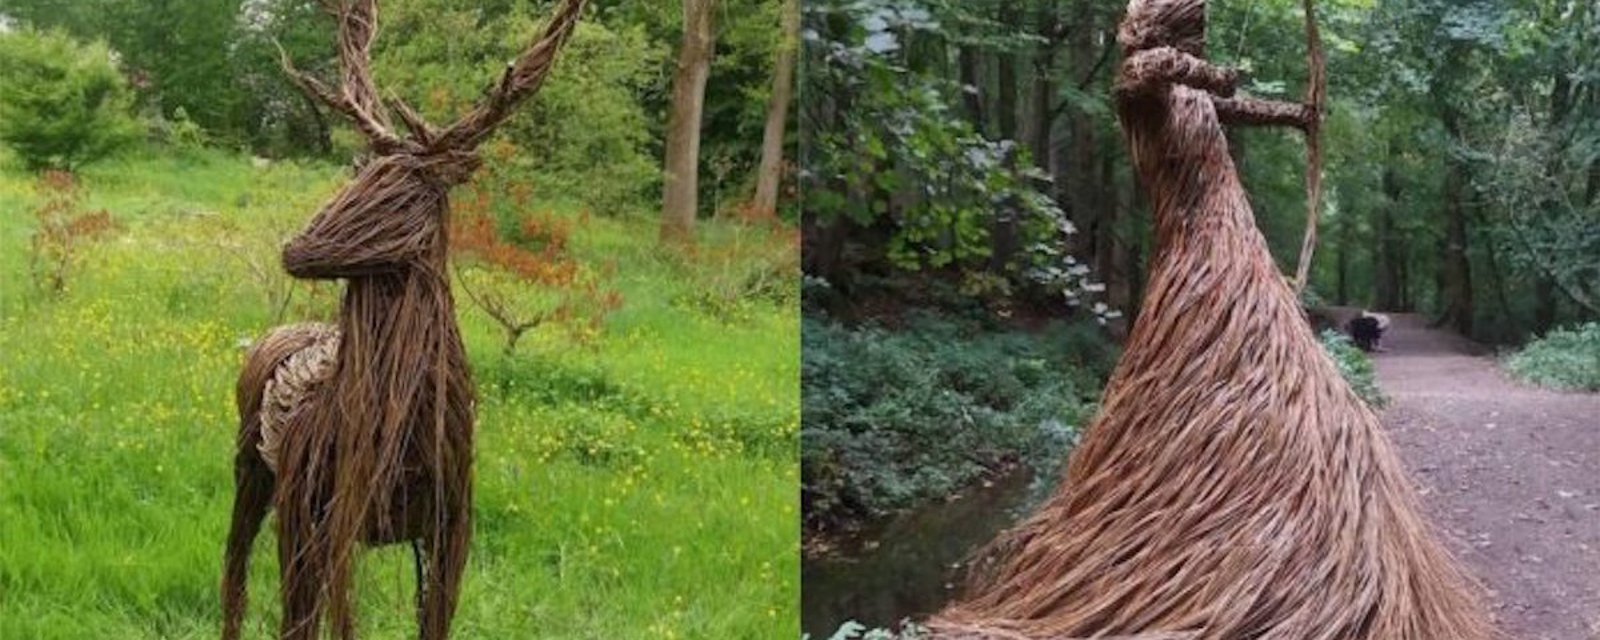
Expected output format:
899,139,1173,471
277,529,324,640
221,420,274,640
412,538,427,625
276,481,330,640
417,486,471,640
417,528,469,639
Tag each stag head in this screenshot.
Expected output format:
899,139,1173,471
278,0,587,270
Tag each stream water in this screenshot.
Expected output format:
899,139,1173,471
801,471,1037,638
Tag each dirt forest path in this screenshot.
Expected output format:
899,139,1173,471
1369,313,1600,639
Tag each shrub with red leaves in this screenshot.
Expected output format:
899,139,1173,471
30,171,116,295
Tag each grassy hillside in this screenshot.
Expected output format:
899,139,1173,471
0,148,799,639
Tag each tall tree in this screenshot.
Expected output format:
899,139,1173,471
1374,157,1406,310
750,0,798,222
660,0,719,243
1025,0,1062,175
993,0,1020,141
1434,44,1474,335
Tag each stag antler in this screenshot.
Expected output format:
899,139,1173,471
433,0,588,150
279,0,410,153
280,0,588,156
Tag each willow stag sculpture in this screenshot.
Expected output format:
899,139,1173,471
220,1,586,638
930,1,1495,638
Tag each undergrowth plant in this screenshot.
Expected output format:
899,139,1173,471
451,164,624,359
1505,322,1600,391
28,171,115,295
801,313,1113,536
1320,329,1388,407
668,226,801,322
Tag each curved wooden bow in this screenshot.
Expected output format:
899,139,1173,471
1293,0,1326,292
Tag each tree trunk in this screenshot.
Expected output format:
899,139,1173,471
1028,0,1060,197
750,0,798,222
660,0,718,243
959,45,986,134
1374,161,1402,310
981,0,1027,273
1106,177,1132,315
1534,277,1556,335
1094,142,1118,299
1123,177,1147,320
1587,155,1600,206
1481,219,1513,332
1063,3,1099,266
994,0,1019,141
1440,110,1474,336
1335,215,1349,306
1399,247,1412,311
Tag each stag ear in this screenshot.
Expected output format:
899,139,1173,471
432,0,589,151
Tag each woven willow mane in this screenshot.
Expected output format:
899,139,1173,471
220,2,588,639
927,1,1496,638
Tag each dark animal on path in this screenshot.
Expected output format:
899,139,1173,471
1348,314,1383,352
219,1,587,639
927,0,1494,638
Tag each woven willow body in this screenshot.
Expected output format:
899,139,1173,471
925,1,1494,638
219,4,590,638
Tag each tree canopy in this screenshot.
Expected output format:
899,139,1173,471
802,0,1599,343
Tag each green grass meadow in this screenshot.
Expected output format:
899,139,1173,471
0,149,799,638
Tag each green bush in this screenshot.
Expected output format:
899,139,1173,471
152,107,209,155
801,314,1113,534
1320,330,1388,407
1505,322,1600,391
0,28,139,170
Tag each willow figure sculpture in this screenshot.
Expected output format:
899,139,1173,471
219,1,587,638
928,1,1496,638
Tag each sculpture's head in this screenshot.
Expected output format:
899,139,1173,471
278,0,586,278
1119,0,1207,57
279,0,585,265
